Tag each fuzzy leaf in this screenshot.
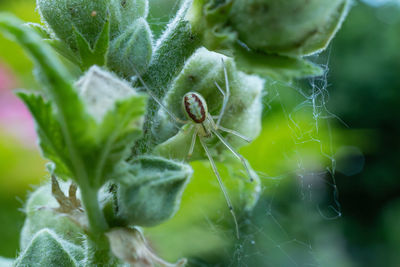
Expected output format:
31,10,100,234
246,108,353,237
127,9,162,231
93,95,147,185
234,45,324,81
24,22,51,39
75,66,147,186
0,14,96,150
44,38,81,66
17,92,72,180
74,18,110,70
0,16,147,188
15,229,84,267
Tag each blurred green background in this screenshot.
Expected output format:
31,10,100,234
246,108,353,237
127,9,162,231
0,0,399,266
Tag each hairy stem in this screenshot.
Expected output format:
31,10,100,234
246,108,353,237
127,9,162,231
80,182,108,235
80,181,112,265
134,0,201,154
85,233,116,266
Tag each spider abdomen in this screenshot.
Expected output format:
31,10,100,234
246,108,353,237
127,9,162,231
183,92,208,123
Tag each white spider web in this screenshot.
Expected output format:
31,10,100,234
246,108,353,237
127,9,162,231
219,50,350,267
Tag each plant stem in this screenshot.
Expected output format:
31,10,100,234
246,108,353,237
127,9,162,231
79,181,113,265
133,0,201,154
79,181,108,235
85,233,116,266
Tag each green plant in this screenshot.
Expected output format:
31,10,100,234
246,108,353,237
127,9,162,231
0,0,350,265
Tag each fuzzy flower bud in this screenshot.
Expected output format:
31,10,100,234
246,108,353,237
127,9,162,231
37,0,150,71
20,183,85,251
37,0,148,46
37,0,110,49
230,0,350,56
154,47,263,160
107,18,153,78
15,229,84,267
116,156,192,227
189,0,350,57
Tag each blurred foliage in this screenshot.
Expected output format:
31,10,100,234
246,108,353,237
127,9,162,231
0,0,399,266
0,133,46,257
0,1,46,258
326,2,400,266
0,0,40,87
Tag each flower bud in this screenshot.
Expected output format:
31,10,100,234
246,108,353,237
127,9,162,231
37,0,110,49
37,0,148,50
20,184,85,251
109,0,148,38
75,66,139,122
189,0,349,57
15,229,84,267
154,47,263,160
107,18,153,78
116,156,192,227
229,0,350,56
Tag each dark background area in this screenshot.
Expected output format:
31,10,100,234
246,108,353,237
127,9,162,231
327,2,400,266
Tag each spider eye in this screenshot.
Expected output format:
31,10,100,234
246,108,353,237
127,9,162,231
183,92,208,123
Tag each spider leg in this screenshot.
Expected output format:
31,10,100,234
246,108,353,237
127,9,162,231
217,126,252,143
132,66,188,125
199,137,240,239
214,58,231,128
187,127,198,160
211,129,255,183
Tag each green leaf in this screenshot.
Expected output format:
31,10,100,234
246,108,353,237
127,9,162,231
0,14,97,184
0,19,119,239
17,92,72,180
24,22,51,39
15,229,84,267
45,38,81,66
74,66,148,186
93,94,147,186
234,45,324,81
0,14,95,148
74,18,110,70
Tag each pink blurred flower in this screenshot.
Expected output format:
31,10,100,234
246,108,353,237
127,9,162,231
0,63,37,146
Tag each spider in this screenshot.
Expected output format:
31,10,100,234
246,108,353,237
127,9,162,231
134,59,255,238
